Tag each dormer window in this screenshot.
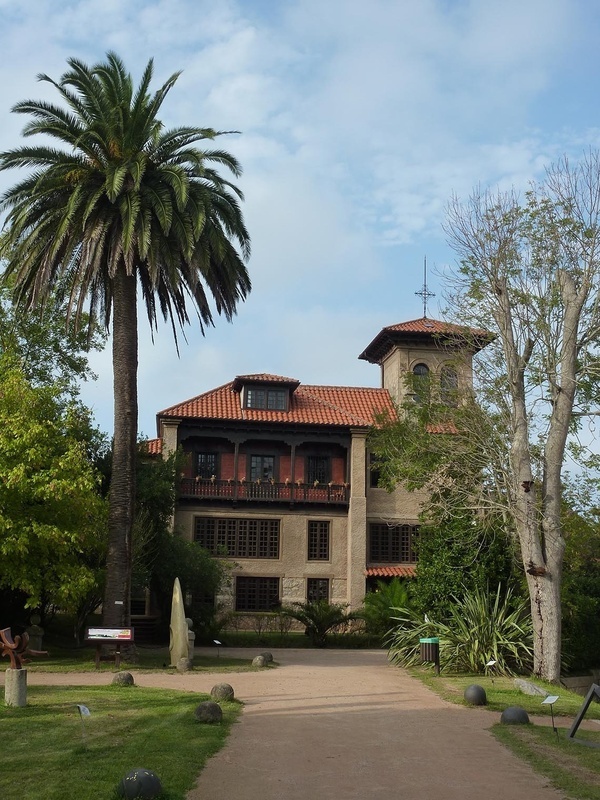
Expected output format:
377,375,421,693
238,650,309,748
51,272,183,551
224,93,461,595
246,387,287,410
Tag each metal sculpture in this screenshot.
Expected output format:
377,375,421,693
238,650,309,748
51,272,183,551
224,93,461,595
0,627,47,669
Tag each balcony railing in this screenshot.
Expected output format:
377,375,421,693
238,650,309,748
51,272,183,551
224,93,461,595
179,478,350,505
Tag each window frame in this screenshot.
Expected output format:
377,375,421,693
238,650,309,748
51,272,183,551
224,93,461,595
245,387,288,410
196,451,218,479
307,520,330,561
249,454,277,482
194,517,280,559
307,577,330,603
368,523,418,563
235,576,280,611
306,455,331,485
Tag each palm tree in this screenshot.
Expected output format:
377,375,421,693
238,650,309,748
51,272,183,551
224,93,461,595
0,53,251,627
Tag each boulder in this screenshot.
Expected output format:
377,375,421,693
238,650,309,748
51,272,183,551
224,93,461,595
513,678,548,696
211,683,235,701
112,671,135,686
260,651,274,663
464,684,487,706
501,706,530,725
252,655,267,668
117,768,162,799
194,700,223,724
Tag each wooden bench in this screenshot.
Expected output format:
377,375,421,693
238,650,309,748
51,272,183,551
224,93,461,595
85,627,134,669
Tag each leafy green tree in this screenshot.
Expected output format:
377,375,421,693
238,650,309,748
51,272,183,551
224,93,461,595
560,508,600,672
412,514,518,621
0,360,106,618
0,53,251,627
281,600,360,647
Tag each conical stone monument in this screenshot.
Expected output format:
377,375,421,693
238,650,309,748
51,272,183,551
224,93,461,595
169,578,189,667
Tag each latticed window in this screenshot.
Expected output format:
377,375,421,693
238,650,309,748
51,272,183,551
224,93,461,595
197,452,217,479
194,517,280,558
369,523,418,563
307,577,329,603
236,577,280,611
307,521,330,560
246,388,287,410
306,455,330,484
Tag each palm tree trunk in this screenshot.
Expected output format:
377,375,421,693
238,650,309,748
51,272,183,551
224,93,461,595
102,266,138,628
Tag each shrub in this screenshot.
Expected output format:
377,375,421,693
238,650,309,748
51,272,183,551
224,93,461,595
361,578,412,638
387,584,533,675
281,600,360,647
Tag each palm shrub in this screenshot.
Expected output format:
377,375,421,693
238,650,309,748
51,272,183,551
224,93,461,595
281,600,360,648
387,584,533,675
362,578,412,639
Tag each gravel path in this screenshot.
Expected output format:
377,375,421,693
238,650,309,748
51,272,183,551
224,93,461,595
17,648,567,799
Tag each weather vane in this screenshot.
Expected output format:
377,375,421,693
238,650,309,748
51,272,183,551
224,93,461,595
415,256,435,318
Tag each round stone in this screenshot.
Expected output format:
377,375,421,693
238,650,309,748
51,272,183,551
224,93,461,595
117,768,162,799
211,683,235,701
194,700,223,724
501,706,531,725
260,651,274,663
177,657,193,672
252,655,267,667
464,684,487,706
112,671,135,686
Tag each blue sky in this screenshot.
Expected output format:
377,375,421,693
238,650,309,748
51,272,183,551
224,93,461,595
1,0,600,437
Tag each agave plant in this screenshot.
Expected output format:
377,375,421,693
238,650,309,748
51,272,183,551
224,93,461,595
387,584,533,675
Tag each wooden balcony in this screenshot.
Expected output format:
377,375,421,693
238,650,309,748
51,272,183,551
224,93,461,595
179,478,350,506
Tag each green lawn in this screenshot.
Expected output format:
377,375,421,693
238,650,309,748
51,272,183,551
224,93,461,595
25,643,261,673
1,684,240,800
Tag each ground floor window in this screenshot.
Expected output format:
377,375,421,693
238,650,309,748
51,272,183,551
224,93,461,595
194,517,280,558
369,523,418,563
307,577,330,603
235,577,280,611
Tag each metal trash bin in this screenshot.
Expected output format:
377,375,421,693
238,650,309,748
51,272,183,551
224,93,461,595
419,637,440,674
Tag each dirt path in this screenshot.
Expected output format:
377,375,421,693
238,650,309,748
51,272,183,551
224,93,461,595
18,648,567,799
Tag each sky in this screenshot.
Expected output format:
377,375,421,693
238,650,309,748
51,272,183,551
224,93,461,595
1,0,600,438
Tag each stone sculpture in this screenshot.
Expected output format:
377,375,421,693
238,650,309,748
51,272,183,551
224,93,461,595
169,578,189,667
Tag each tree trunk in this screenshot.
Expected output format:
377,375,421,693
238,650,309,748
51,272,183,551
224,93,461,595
102,267,138,628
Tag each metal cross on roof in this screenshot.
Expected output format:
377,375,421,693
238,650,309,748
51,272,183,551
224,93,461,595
415,256,435,318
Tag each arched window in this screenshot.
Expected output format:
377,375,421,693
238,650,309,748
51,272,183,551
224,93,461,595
412,363,430,403
440,366,458,405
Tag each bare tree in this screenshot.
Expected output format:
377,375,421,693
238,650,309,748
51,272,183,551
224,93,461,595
442,151,600,682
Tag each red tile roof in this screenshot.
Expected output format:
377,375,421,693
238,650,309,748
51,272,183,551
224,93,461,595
359,317,491,364
365,566,416,578
142,438,162,455
158,382,396,428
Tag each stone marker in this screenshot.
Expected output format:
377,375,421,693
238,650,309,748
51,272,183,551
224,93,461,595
112,671,135,686
117,767,163,799
186,617,196,663
177,657,192,672
169,577,189,667
194,700,223,724
211,683,235,701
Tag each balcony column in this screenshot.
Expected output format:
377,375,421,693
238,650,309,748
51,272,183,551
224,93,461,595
347,428,368,610
233,441,240,501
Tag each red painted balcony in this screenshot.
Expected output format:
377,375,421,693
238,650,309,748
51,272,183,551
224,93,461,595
179,478,350,506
